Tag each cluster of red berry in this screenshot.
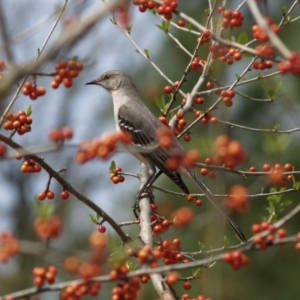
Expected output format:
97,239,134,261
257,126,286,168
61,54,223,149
51,60,83,89
134,0,178,21
110,275,141,300
22,81,46,100
278,51,300,75
33,215,62,240
0,231,19,263
150,213,173,234
209,44,233,64
20,159,42,173
189,57,210,73
3,110,32,135
253,59,273,70
37,189,70,201
218,8,244,28
172,206,194,227
75,132,132,164
212,134,247,168
110,167,125,184
219,89,236,107
225,184,249,214
199,157,216,180
155,239,186,265
252,221,287,250
223,250,250,270
33,265,57,286
251,18,280,43
48,126,73,142
60,282,101,299
186,194,203,206
196,30,211,45
181,294,213,300
249,163,293,188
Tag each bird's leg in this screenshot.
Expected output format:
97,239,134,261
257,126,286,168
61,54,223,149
133,165,158,217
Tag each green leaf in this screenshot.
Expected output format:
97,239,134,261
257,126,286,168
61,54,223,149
204,9,210,15
33,201,54,219
198,241,205,250
224,235,230,245
156,24,164,31
274,123,281,130
192,268,201,278
110,17,116,24
134,49,140,54
126,260,137,272
156,20,171,32
89,213,99,225
96,213,101,220
144,49,150,58
274,81,282,95
280,5,286,14
126,25,133,34
26,105,32,116
267,88,275,98
154,96,165,111
237,32,248,45
109,161,116,173
287,15,292,22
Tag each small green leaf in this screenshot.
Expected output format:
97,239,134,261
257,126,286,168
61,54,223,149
33,201,54,219
287,15,292,22
192,268,201,278
198,241,205,250
144,49,150,58
267,88,275,98
96,213,101,220
224,235,230,246
89,213,99,224
237,32,248,45
110,17,116,24
235,74,241,80
279,5,286,14
274,81,282,95
26,105,32,116
126,260,137,272
109,161,116,173
274,123,281,130
204,9,210,15
126,25,133,34
156,25,164,31
154,96,165,111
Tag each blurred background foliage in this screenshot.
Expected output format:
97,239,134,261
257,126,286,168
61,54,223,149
0,0,300,299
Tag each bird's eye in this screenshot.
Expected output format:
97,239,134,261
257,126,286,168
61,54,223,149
104,74,111,80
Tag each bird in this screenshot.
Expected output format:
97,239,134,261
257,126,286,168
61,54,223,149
86,70,246,242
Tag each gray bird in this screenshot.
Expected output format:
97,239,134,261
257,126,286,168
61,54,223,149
86,70,246,242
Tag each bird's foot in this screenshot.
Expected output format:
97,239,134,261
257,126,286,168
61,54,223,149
133,189,155,218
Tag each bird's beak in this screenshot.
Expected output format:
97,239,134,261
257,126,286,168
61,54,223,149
85,79,97,85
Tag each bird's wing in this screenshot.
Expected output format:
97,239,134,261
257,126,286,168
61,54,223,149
118,104,189,194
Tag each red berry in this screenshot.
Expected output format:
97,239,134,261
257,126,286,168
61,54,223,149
98,225,106,233
37,192,46,201
164,85,172,94
60,191,69,200
183,282,192,290
46,191,55,199
177,19,185,27
183,134,191,142
195,199,203,206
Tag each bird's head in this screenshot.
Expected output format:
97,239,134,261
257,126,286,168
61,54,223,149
86,70,135,93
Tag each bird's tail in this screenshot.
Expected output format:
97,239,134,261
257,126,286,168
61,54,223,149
184,168,247,242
